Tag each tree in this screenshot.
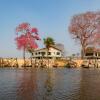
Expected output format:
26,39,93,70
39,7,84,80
69,11,100,58
43,37,55,67
15,23,40,66
92,33,100,47
72,54,76,58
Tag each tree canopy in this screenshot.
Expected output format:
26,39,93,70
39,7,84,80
69,11,100,58
43,37,55,49
15,23,40,51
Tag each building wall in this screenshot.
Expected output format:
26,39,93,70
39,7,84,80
84,47,100,59
85,52,100,59
32,47,62,58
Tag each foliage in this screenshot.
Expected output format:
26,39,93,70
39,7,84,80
69,11,100,58
64,63,71,68
43,37,55,67
92,33,100,47
43,37,55,49
15,22,40,67
15,23,40,52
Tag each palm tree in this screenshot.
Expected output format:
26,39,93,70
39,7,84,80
43,37,55,67
27,48,34,67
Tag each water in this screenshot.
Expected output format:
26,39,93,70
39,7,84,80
0,68,100,100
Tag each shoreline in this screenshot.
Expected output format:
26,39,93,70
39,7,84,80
0,57,99,68
0,57,83,68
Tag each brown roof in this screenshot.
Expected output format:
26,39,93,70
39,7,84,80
85,47,100,53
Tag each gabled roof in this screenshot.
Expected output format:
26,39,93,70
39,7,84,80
34,46,62,52
85,47,100,53
50,45,62,51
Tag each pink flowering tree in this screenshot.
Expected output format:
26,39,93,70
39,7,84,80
92,33,100,47
15,23,40,66
69,11,100,58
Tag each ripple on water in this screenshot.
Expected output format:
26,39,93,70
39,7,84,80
0,68,100,100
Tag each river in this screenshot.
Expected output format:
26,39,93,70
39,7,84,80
0,68,100,100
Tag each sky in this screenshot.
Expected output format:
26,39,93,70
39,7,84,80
0,0,100,58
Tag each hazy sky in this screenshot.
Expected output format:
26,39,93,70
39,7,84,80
0,0,100,58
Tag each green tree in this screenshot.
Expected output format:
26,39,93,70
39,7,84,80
43,37,55,67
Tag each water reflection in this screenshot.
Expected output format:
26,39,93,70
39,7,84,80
43,69,54,100
0,68,100,100
16,69,38,100
80,68,100,100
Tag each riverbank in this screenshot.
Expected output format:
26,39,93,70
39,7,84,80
0,58,83,68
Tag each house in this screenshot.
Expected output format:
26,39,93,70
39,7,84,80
32,46,62,59
84,47,100,59
54,43,65,56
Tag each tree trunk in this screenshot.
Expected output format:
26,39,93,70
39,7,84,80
47,49,49,68
23,47,25,67
31,56,32,67
34,58,36,67
16,58,19,67
81,46,86,59
30,53,33,67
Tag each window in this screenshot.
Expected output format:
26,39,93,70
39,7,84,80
48,52,51,55
56,52,60,55
32,53,34,56
85,53,93,56
98,52,100,57
95,53,98,56
35,52,37,55
41,52,45,56
38,52,40,54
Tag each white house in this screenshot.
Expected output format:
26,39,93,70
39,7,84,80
32,46,62,59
